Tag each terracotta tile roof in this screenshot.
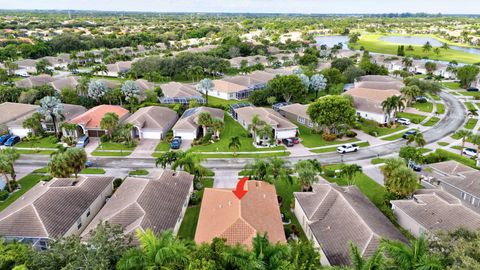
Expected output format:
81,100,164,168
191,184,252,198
82,170,193,239
69,105,130,129
125,106,178,129
0,176,113,239
295,183,406,266
172,107,224,132
195,181,286,248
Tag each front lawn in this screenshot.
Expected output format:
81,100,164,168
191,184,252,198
411,102,433,113
189,114,285,153
437,141,449,147
80,168,106,174
96,142,136,151
16,136,59,148
458,91,480,97
91,151,131,157
129,169,149,176
382,129,413,141
194,152,290,159
423,117,440,127
357,119,407,137
371,158,386,165
0,174,52,211
441,82,462,90
276,178,307,241
155,141,171,151
206,96,247,108
396,112,427,124
465,118,478,129
427,149,479,169
310,142,370,153
436,103,445,114
15,149,56,155
297,125,358,148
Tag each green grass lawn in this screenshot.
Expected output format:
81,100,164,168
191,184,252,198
423,117,440,127
194,152,290,159
465,102,477,112
297,125,358,148
430,94,441,101
128,169,149,176
411,102,433,113
206,96,247,108
371,158,386,165
396,112,427,124
458,91,480,97
91,151,131,157
96,142,136,151
428,149,479,169
277,178,307,241
0,174,52,211
351,34,480,64
465,118,478,129
441,82,462,90
16,136,59,148
382,129,413,141
32,167,49,173
436,103,445,114
189,114,285,153
357,119,407,137
177,206,200,240
80,168,106,174
437,141,449,147
155,141,171,151
14,149,56,155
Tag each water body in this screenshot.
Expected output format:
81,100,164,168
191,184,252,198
315,35,349,48
380,36,480,56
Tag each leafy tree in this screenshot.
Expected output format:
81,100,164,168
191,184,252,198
266,156,289,188
198,112,212,137
309,74,327,99
100,112,120,139
350,242,386,270
401,85,422,106
77,76,91,96
155,151,182,169
331,57,354,72
289,240,322,270
422,41,433,52
93,64,108,76
455,129,472,157
0,148,19,192
121,80,140,106
456,65,480,88
228,136,241,156
384,165,418,198
36,59,52,75
172,151,206,179
469,134,480,166
321,68,346,92
210,118,224,138
399,146,425,164
406,131,426,148
297,73,310,88
38,96,64,135
251,233,290,270
267,75,307,103
339,164,363,186
343,66,366,83
245,158,270,181
425,61,437,74
196,78,213,105
307,95,356,135
48,147,87,178
22,112,44,136
88,80,108,102
0,239,31,269
404,77,441,94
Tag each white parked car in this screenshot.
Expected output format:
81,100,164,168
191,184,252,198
396,118,411,125
336,144,359,154
462,148,477,157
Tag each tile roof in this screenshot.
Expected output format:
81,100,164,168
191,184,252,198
107,61,132,73
69,105,130,129
50,76,80,91
15,75,55,88
0,102,38,125
354,81,404,91
125,106,178,129
195,181,286,248
172,107,224,131
428,160,480,199
160,82,200,98
391,189,480,233
234,106,297,130
278,103,310,120
82,170,193,239
344,88,401,115
0,176,113,238
358,75,399,82
295,183,406,266
212,80,248,93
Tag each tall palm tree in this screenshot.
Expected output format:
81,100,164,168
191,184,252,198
197,112,212,137
267,157,289,188
350,242,386,270
401,85,422,106
381,97,396,125
455,129,472,156
380,158,406,180
340,164,363,186
245,158,270,181
93,64,108,76
196,78,213,105
295,160,317,192
406,131,426,148
228,136,241,156
155,151,182,169
210,118,224,139
381,235,443,270
100,112,119,139
0,148,19,192
251,233,291,270
172,151,205,177
4,61,18,76
38,96,64,136
76,76,91,96
117,229,191,270
402,57,413,70
248,114,265,144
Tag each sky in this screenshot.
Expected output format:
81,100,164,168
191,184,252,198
1,0,480,14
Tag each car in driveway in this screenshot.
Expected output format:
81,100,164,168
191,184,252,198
76,135,90,148
402,130,417,139
336,143,359,154
467,87,479,92
0,134,12,145
291,137,300,144
171,136,182,149
282,138,294,147
396,118,411,125
4,136,20,147
408,160,422,172
462,148,477,157
85,161,94,168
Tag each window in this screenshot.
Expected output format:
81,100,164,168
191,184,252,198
471,197,476,205
308,121,314,128
76,218,82,229
297,116,305,124
86,208,91,217
462,192,467,200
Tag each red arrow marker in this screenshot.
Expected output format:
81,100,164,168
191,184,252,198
232,176,249,200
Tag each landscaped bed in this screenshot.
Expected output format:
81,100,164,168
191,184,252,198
356,119,407,137
80,168,106,174
128,169,149,176
297,125,358,148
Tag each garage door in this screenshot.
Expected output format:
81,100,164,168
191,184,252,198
87,130,106,137
10,128,30,138
142,131,162,139
174,130,195,140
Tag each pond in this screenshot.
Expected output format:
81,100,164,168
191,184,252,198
380,36,480,55
315,35,349,48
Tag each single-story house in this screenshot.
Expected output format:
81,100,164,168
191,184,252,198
50,76,80,91
125,106,178,140
172,107,224,140
195,180,286,248
97,79,120,90
391,189,480,238
354,80,404,91
41,56,70,69
15,74,55,88
207,79,249,100
229,55,268,68
276,103,315,128
233,105,298,144
14,59,37,74
106,61,132,77
159,82,204,104
69,105,130,137
357,75,399,82
81,170,193,240
344,87,401,124
0,176,114,249
294,182,406,266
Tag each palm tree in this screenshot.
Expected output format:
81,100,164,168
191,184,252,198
4,61,18,76
228,136,241,156
210,118,224,139
422,41,432,52
100,112,119,139
381,97,396,125
402,57,413,70
117,229,190,270
197,112,212,137
245,158,270,181
0,148,19,192
294,160,318,192
455,129,472,156
350,242,386,270
172,151,205,177
380,158,406,179
93,64,108,76
196,78,213,105
38,96,64,136
76,76,90,96
385,166,418,197
381,235,443,270
267,157,289,188
401,85,422,106
155,151,182,169
406,131,426,148
248,114,265,144
22,112,44,136
340,164,363,186
251,233,290,269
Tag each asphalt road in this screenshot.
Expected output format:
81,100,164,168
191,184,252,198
16,91,465,170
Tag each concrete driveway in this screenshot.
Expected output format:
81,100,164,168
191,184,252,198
84,138,100,156
130,139,159,158
213,169,241,188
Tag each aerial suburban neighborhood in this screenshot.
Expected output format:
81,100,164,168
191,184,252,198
0,1,479,269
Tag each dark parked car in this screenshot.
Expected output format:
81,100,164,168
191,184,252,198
402,130,417,139
282,138,294,147
291,137,300,144
0,134,12,145
76,135,90,148
467,87,479,92
4,135,20,147
85,161,94,168
408,160,422,172
171,136,182,149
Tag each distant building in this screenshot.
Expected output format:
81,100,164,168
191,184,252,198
159,82,205,105
344,87,401,124
15,74,55,88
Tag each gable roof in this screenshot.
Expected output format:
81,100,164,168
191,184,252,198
278,103,310,120
50,76,80,91
0,102,38,125
428,160,480,199
15,75,55,88
160,82,200,98
358,75,399,82
222,76,264,88
195,181,286,248
234,106,297,130
212,80,248,93
295,183,406,266
107,61,132,73
172,107,224,132
125,106,178,130
354,81,404,91
63,104,88,121
0,176,113,238
81,170,193,238
69,105,130,129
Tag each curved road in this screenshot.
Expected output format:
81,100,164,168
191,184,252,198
16,91,465,170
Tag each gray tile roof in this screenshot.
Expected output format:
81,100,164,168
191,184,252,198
125,106,178,130
428,160,480,199
15,75,55,88
0,102,38,125
81,170,193,239
295,183,406,266
173,107,224,131
0,176,113,239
